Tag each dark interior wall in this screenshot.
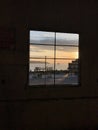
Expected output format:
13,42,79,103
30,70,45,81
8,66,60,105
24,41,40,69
0,0,98,129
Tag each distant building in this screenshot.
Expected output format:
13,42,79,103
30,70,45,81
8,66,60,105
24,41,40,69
68,59,79,75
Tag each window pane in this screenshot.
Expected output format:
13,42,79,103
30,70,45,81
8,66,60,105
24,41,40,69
56,33,79,46
30,44,54,58
55,59,79,85
55,59,72,71
30,59,46,71
29,59,54,86
56,46,79,59
30,31,55,45
45,58,54,85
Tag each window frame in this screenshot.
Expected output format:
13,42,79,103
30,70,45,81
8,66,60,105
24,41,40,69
28,30,81,88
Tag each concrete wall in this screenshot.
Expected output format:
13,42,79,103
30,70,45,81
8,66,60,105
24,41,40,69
0,0,98,129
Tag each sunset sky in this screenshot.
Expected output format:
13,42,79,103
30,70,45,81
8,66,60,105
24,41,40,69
29,30,79,70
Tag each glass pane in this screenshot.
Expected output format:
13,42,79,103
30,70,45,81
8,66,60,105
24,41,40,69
30,31,55,45
30,44,54,58
45,59,54,85
55,59,72,71
30,59,46,72
56,46,79,59
29,58,54,86
55,59,79,85
56,33,79,46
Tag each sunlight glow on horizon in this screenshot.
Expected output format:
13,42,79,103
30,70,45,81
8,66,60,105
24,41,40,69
30,44,79,60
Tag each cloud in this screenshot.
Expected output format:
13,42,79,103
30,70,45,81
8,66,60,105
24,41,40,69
30,45,44,52
30,38,78,46
30,44,78,53
30,31,79,55
30,31,79,45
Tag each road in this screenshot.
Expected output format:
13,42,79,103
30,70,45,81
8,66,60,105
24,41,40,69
29,74,78,86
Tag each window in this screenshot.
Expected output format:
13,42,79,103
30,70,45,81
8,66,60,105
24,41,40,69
29,30,79,86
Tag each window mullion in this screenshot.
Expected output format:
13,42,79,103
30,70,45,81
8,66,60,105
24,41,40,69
54,32,56,85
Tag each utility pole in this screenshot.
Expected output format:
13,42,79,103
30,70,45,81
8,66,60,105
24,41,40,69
45,56,47,85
